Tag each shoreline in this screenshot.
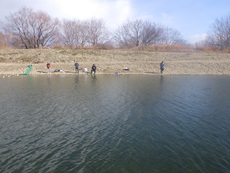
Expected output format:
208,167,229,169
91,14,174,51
1,60,230,76
0,49,230,77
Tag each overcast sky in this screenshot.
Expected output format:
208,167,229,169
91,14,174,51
1,0,230,44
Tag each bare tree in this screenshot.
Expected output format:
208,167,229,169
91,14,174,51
3,7,60,48
142,22,164,45
88,18,109,46
78,20,91,46
0,32,10,48
159,27,185,44
113,19,163,48
114,19,143,47
205,14,230,50
61,19,92,47
61,18,109,48
62,19,79,47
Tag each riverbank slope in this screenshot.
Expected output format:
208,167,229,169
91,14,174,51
0,48,230,76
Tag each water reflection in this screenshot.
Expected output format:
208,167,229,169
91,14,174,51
0,75,230,173
47,74,51,84
74,75,80,85
25,74,32,80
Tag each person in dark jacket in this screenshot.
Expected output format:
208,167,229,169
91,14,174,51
74,62,79,73
160,61,164,74
91,64,96,74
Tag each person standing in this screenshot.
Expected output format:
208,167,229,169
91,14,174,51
74,62,79,73
91,64,96,74
46,63,51,73
160,61,164,74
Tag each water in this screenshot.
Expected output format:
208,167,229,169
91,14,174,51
0,75,230,173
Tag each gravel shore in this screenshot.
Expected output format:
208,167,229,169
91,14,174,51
0,48,230,76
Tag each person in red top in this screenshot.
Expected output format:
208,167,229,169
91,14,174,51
47,63,51,73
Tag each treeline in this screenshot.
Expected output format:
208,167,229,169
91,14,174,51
0,7,185,49
1,7,230,52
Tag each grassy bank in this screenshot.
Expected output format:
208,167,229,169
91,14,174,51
0,48,230,76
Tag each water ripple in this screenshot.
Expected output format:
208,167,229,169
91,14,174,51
1,75,230,173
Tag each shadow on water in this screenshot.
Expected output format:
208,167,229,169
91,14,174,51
37,70,47,73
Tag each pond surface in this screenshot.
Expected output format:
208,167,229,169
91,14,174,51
0,75,230,173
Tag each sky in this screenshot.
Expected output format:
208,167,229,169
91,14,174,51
1,0,230,44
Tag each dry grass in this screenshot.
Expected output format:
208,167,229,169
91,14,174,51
0,48,230,75
129,44,195,52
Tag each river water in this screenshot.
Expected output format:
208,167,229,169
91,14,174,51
0,75,230,173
